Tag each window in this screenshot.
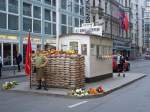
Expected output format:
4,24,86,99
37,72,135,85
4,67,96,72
61,25,67,34
34,6,41,19
3,43,11,65
81,44,87,55
80,6,84,16
68,16,72,26
33,20,41,33
80,0,83,5
80,19,84,26
91,44,96,55
45,9,51,21
52,11,56,22
74,4,79,14
52,24,56,35
105,21,108,31
93,16,95,23
23,3,32,16
52,0,56,6
0,0,6,11
23,18,32,31
70,42,78,53
13,44,18,65
45,22,51,34
75,0,79,3
61,0,67,9
0,12,6,29
68,27,72,33
75,18,79,27
96,45,99,59
45,0,51,5
8,0,18,13
125,0,128,7
93,0,95,7
61,14,66,24
68,0,72,12
8,15,18,30
105,1,107,13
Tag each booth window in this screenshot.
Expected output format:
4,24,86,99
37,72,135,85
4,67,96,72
91,44,96,56
70,42,78,53
81,44,87,55
96,45,99,59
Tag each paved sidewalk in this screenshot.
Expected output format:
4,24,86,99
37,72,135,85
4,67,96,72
0,70,25,79
8,73,146,98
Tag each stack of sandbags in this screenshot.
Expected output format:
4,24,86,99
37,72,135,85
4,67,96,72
31,56,85,89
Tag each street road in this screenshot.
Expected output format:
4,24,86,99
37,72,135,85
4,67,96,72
0,59,150,112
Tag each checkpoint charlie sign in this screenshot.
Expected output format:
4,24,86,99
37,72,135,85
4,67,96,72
74,23,102,36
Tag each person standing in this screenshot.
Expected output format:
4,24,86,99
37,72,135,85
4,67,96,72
34,50,48,90
16,53,22,72
117,52,125,77
0,56,2,78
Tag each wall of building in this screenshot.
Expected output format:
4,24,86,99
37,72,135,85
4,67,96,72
144,0,150,50
88,0,131,59
0,0,85,66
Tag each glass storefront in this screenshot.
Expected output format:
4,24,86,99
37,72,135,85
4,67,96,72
23,44,27,64
13,44,18,65
3,43,11,65
0,43,18,66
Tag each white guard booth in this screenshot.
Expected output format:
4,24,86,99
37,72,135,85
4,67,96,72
59,33,113,82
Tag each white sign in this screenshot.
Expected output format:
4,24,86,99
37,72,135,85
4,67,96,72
82,23,94,27
74,25,102,36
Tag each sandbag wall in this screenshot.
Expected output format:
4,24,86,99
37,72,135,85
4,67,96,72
31,56,85,89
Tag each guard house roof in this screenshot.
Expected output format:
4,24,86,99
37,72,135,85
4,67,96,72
59,33,113,40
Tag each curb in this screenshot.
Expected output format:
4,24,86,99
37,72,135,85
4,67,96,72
0,75,26,79
6,74,146,99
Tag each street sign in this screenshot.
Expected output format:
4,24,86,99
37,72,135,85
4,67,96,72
74,24,103,36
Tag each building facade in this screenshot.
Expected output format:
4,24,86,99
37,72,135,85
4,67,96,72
86,0,145,59
86,0,131,58
130,0,145,59
0,0,85,66
144,0,150,51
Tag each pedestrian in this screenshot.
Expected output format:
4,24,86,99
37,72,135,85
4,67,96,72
117,52,125,77
0,56,2,78
16,53,22,72
34,50,48,90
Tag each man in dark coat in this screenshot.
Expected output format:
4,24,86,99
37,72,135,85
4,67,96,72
16,53,22,72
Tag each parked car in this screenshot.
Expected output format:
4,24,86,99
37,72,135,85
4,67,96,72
112,55,130,72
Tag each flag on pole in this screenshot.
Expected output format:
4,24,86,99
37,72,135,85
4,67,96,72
25,32,32,76
119,10,125,29
124,13,129,32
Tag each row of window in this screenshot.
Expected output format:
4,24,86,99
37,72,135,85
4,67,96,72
0,12,84,35
23,3,57,21
0,0,84,16
0,0,56,13
61,0,84,15
0,0,18,13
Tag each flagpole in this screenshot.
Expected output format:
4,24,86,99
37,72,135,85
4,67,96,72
29,30,32,89
56,0,60,50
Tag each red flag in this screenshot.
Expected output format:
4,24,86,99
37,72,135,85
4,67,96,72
25,32,32,76
124,14,129,32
